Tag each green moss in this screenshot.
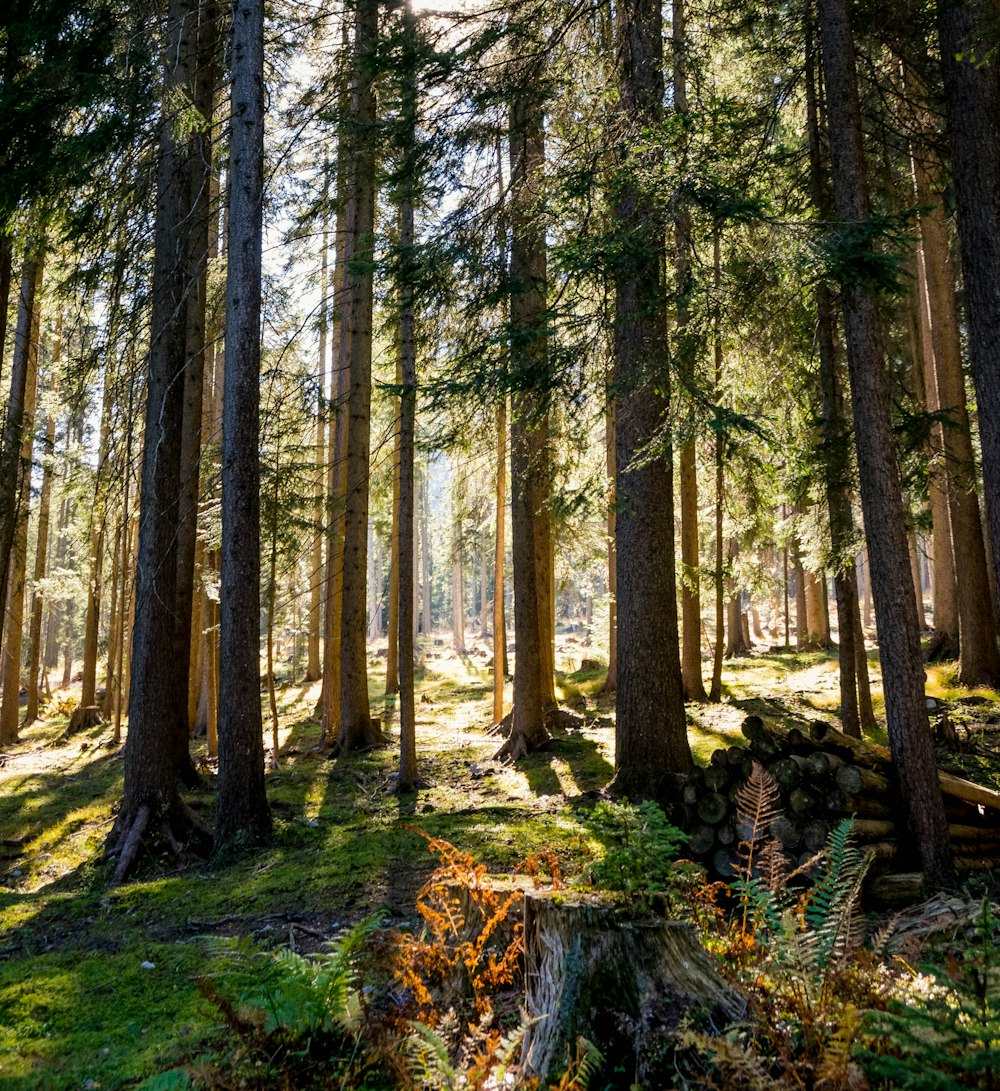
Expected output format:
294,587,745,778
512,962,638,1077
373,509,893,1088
1,643,998,1087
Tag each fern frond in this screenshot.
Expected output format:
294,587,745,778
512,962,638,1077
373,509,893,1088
806,819,870,968
736,761,782,861
402,1020,458,1091
816,1002,859,1089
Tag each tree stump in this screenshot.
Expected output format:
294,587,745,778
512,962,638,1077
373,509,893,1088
520,891,745,1087
67,705,104,734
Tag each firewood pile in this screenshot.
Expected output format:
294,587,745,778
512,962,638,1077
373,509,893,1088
670,714,1000,901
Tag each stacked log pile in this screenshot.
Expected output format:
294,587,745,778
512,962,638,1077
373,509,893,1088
670,714,1000,900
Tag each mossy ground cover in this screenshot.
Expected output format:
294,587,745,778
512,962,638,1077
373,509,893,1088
1,634,999,1088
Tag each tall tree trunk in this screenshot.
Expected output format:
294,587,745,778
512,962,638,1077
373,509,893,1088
173,0,220,780
421,466,431,635
0,282,41,745
266,510,280,766
395,10,421,786
320,140,350,744
451,484,466,655
609,0,692,797
0,241,43,621
108,0,211,882
81,374,115,710
25,406,55,723
673,0,706,703
602,369,618,694
307,202,329,684
335,0,383,752
937,0,1000,622
215,0,272,852
819,0,952,884
0,235,12,383
386,345,401,693
710,230,725,701
805,36,862,734
498,76,553,762
493,400,507,724
911,135,999,683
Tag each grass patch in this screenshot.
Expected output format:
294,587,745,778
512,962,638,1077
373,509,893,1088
1,638,998,1087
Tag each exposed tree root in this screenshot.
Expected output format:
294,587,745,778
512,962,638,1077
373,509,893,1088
489,711,513,737
105,799,211,886
925,631,960,663
545,706,586,731
493,727,551,763
328,717,388,757
391,772,430,794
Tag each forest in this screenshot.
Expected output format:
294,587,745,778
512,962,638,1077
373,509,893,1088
3,0,1000,1086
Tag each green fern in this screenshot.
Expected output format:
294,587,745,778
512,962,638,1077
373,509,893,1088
199,917,377,1041
403,1020,458,1091
804,818,869,968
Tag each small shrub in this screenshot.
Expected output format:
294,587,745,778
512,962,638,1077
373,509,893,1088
588,799,689,913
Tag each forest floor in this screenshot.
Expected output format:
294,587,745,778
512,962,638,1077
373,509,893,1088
2,630,1000,1088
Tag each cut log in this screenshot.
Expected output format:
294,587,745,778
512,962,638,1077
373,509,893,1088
955,856,1000,874
788,787,819,817
804,751,843,780
852,818,896,839
861,840,897,863
749,737,779,763
703,767,731,793
786,727,810,752
688,824,716,855
867,872,926,907
520,891,745,1086
769,815,802,849
769,758,802,792
839,794,892,818
835,764,889,795
697,792,729,826
716,820,737,847
712,848,740,879
725,745,750,767
802,818,831,853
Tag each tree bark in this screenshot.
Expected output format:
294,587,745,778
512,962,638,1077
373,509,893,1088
395,12,421,786
709,230,725,701
334,0,384,753
0,241,43,624
307,202,328,684
498,81,552,762
819,0,953,885
385,349,401,693
215,0,272,853
602,369,618,694
937,0,1000,626
609,0,692,797
109,0,206,881
673,0,707,703
911,136,999,684
493,400,507,723
0,280,41,745
24,405,55,723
